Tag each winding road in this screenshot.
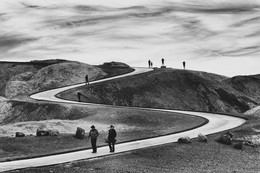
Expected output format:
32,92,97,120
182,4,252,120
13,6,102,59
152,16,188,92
0,67,246,172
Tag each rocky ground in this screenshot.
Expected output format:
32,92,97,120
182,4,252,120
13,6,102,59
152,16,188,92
15,134,260,173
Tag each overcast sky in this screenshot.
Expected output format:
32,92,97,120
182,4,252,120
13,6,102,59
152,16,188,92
0,0,260,77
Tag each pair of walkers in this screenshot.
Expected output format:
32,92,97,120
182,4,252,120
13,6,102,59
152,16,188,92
88,125,117,153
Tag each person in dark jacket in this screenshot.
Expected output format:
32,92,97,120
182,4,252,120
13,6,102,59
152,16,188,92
85,74,89,85
88,125,99,153
108,125,117,152
77,92,81,102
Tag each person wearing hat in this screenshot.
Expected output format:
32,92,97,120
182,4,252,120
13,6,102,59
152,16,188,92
88,125,99,153
107,125,117,152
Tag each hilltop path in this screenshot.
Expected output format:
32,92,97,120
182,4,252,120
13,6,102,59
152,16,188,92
0,67,246,172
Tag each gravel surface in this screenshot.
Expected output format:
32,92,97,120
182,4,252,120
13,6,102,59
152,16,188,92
14,134,260,173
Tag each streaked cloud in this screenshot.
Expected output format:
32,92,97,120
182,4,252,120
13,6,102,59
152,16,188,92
0,0,260,76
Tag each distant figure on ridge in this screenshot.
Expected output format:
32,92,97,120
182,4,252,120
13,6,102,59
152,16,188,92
148,60,152,68
88,125,99,153
85,74,89,85
151,61,153,68
107,125,117,152
183,61,186,69
161,58,165,66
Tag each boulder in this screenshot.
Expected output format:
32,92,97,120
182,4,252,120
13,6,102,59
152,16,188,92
233,142,244,150
36,129,50,136
48,129,60,136
198,133,207,142
217,134,232,145
36,128,60,137
15,132,25,137
75,127,85,139
178,136,191,143
226,131,233,138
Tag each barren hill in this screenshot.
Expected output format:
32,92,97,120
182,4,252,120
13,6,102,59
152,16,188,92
58,68,260,114
0,60,108,99
0,60,133,125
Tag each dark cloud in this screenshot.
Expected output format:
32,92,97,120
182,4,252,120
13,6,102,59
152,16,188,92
0,35,36,50
167,1,260,14
20,2,40,9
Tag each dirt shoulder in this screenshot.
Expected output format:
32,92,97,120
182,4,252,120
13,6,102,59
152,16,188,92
25,134,259,173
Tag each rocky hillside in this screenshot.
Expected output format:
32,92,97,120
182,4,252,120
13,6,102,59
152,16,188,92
0,60,107,98
0,60,133,124
59,68,260,114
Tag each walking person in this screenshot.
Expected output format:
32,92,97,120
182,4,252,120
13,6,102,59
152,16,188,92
183,61,186,69
148,60,151,68
85,74,89,85
77,92,81,102
88,125,99,153
161,58,165,66
107,125,117,152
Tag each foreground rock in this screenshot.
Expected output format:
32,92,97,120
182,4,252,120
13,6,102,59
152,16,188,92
75,127,85,139
36,128,60,137
198,133,207,142
178,136,191,143
15,132,25,137
233,142,244,150
217,134,233,145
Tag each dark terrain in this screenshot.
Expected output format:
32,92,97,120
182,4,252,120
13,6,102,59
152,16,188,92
58,68,260,114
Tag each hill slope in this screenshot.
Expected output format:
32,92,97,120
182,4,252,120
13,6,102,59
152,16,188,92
0,60,108,98
58,68,260,114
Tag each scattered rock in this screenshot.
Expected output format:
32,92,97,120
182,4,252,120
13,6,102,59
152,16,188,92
36,129,50,137
233,142,244,150
75,127,85,139
15,132,25,137
178,136,191,143
226,131,233,138
36,128,60,137
48,129,60,136
217,134,232,145
198,133,207,142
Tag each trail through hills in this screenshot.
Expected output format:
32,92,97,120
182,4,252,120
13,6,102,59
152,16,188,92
58,68,260,114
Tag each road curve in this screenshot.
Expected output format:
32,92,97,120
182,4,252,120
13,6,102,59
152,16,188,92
0,68,246,172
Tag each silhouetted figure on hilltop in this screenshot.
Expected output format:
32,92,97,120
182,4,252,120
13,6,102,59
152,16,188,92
161,58,165,66
148,60,151,68
183,61,186,69
151,62,153,68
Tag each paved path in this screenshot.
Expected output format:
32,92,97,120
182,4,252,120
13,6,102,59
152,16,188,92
0,68,246,172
